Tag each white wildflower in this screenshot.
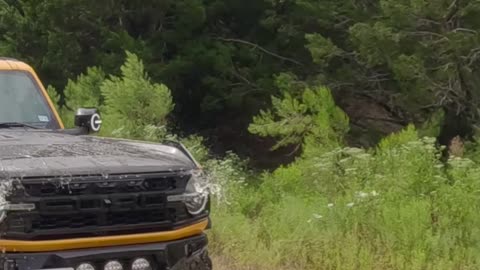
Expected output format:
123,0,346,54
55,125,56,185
422,137,437,144
346,202,355,208
327,203,334,208
424,145,435,151
343,147,364,155
356,191,369,199
313,214,323,219
371,190,379,197
406,141,423,147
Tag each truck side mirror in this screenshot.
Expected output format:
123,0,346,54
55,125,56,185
74,108,102,133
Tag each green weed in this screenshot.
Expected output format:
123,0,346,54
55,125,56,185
211,126,480,269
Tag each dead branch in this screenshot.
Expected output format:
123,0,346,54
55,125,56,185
215,37,304,66
230,67,259,90
467,51,480,67
452,28,478,34
415,17,442,26
357,116,406,125
334,17,353,29
405,31,449,40
429,62,454,71
445,0,460,22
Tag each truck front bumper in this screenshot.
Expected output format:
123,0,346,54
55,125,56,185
1,234,209,270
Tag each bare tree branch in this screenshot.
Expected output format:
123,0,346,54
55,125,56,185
415,17,442,26
230,66,259,90
285,143,302,156
445,0,460,22
334,17,353,29
405,31,449,40
429,62,454,71
329,82,355,90
467,51,480,67
452,28,478,34
215,37,304,66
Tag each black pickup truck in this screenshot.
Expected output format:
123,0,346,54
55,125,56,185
0,58,211,270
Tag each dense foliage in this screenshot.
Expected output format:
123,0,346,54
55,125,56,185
3,0,480,159
45,52,480,269
6,1,480,268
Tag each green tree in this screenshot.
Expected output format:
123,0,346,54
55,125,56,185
7,0,480,162
46,52,173,138
58,67,106,128
346,0,480,131
101,52,174,138
249,86,349,153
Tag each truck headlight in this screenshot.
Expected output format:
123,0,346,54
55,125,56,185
167,170,209,215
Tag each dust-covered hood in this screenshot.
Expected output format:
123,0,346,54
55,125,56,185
0,129,196,179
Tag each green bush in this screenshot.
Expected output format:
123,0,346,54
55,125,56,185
211,125,480,269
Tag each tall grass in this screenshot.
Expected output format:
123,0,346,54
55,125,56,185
209,126,480,269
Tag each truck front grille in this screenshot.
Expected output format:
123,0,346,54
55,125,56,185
2,172,206,240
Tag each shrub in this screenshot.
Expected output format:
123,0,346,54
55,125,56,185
211,125,480,269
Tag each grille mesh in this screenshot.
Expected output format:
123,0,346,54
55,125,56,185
3,173,200,240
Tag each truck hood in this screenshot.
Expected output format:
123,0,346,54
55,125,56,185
0,130,196,179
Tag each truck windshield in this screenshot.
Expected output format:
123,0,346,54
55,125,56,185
0,71,59,129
